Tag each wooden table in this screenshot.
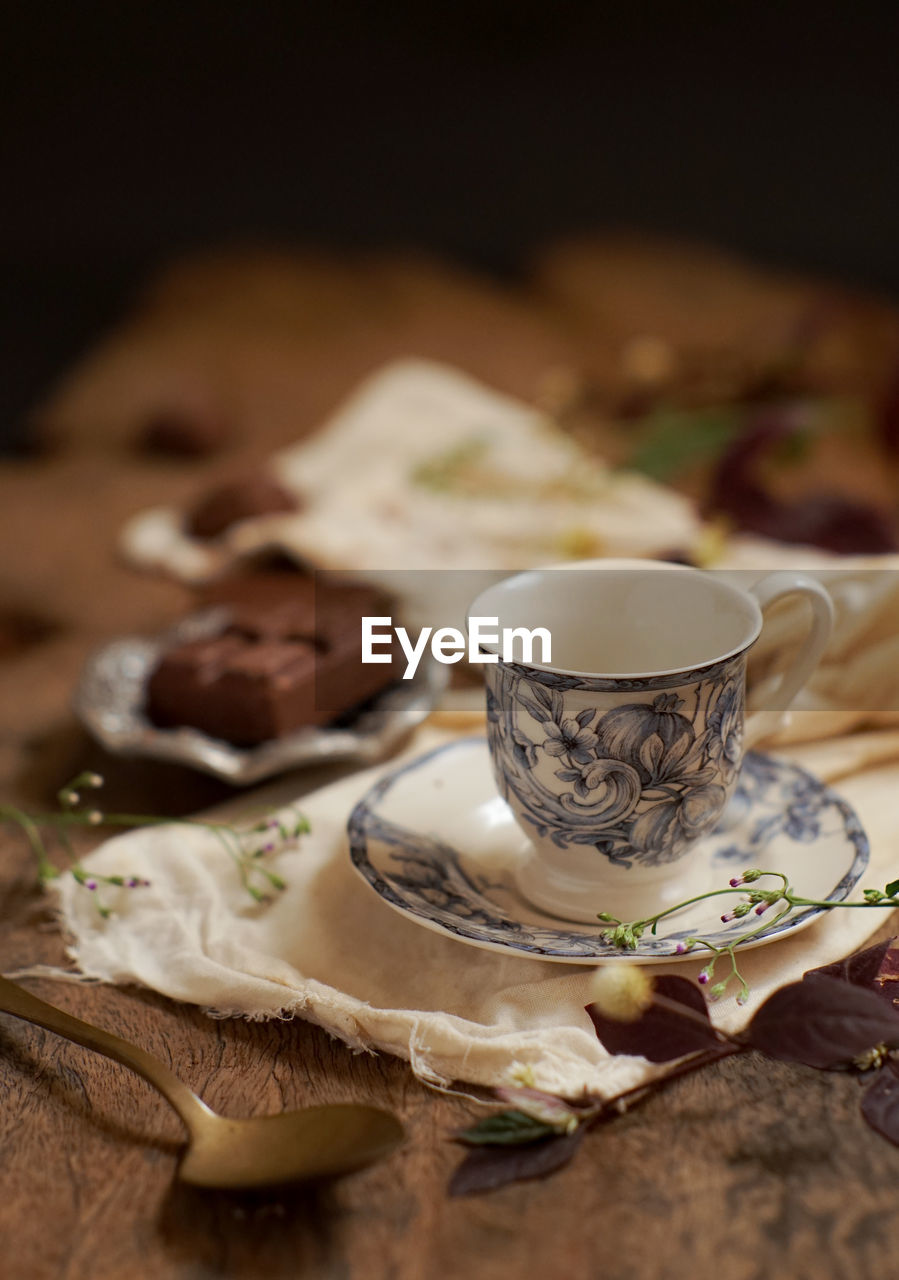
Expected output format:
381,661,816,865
2,242,899,1280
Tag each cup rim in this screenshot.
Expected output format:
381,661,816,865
465,560,763,680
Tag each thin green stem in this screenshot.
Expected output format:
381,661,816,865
604,886,760,938
0,805,58,881
712,902,794,949
37,812,243,837
1,783,306,913
604,865,899,1003
588,1041,746,1125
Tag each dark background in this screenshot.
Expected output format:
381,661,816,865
3,1,899,447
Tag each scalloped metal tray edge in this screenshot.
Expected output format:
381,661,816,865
74,611,447,785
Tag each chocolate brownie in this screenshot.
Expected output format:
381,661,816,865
186,474,299,539
145,571,400,745
138,405,232,458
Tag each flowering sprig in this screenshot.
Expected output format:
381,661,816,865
70,866,152,919
598,869,899,1004
450,939,899,1196
0,772,309,916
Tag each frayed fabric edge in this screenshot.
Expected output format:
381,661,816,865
3,956,606,1097
2,964,102,984
202,996,455,1087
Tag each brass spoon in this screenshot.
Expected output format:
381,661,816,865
0,974,403,1188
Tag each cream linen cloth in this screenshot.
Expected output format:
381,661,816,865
86,360,899,1096
120,359,702,583
52,723,899,1102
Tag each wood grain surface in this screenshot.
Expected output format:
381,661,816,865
3,240,899,1280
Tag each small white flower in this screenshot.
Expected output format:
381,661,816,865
507,1062,538,1088
589,964,654,1022
853,1043,891,1072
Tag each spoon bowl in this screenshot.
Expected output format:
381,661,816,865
0,974,403,1188
178,1103,404,1189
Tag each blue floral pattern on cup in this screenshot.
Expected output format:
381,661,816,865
485,657,745,870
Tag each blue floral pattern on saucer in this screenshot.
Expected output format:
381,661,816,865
347,738,869,964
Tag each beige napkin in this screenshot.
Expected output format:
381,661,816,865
119,359,702,582
80,360,899,1096
52,723,899,1102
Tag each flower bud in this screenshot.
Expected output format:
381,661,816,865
588,964,653,1022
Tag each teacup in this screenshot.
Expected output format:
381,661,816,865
467,561,833,923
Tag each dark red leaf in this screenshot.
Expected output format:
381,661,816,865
744,978,899,1069
448,1128,585,1197
876,358,899,458
805,938,899,1014
876,949,899,1014
804,938,895,991
715,484,897,554
586,974,719,1063
861,1060,899,1145
709,410,898,553
762,494,898,555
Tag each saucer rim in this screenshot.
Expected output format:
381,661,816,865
347,736,870,965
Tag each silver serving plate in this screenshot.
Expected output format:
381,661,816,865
74,611,447,785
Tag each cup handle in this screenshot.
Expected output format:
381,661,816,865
743,571,834,748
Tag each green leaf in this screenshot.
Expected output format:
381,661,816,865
769,429,813,467
456,1109,558,1146
886,880,899,899
411,436,490,492
626,409,740,481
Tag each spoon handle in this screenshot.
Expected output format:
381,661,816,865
0,973,207,1130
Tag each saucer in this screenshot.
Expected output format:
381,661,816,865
347,737,869,964
75,611,446,786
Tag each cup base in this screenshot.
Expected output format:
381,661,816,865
514,850,713,926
